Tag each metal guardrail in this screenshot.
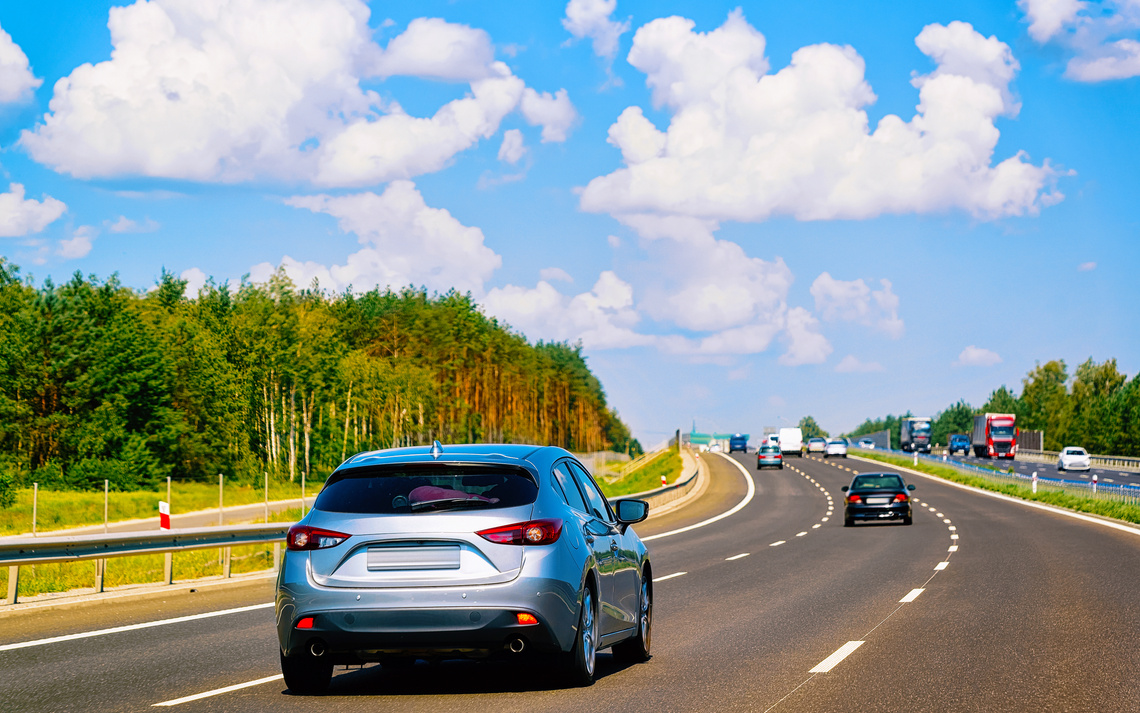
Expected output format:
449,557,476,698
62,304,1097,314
619,448,702,511
2,524,288,606
1015,449,1140,472
850,447,1140,506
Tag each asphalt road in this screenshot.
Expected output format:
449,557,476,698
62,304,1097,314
4,451,1140,712
937,450,1140,488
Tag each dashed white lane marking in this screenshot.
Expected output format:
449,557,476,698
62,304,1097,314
943,519,952,523
936,512,944,517
152,675,283,707
951,534,959,540
770,540,786,547
726,553,751,561
653,571,687,582
899,588,925,603
821,517,829,522
948,545,958,552
643,452,756,542
934,562,949,570
948,526,956,531
796,532,807,537
0,603,274,652
812,524,821,529
809,641,865,673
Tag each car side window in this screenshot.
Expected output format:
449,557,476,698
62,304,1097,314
552,462,589,514
568,461,614,523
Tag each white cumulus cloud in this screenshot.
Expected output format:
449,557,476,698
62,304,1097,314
0,24,41,103
539,267,573,283
778,307,833,366
835,355,885,373
107,215,160,233
498,129,527,164
562,0,630,60
954,345,1002,367
1020,0,1140,80
20,2,575,185
181,267,209,296
277,180,501,294
58,226,96,259
811,272,904,338
0,183,67,237
580,12,1059,222
483,271,653,350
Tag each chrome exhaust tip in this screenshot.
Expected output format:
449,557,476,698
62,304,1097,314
310,640,327,657
508,638,526,654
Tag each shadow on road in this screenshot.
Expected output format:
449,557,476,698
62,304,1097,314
282,653,642,697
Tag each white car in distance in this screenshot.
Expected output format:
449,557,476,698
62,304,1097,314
824,438,848,458
1057,446,1091,472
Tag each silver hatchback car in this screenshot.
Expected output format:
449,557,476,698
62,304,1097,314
276,442,653,693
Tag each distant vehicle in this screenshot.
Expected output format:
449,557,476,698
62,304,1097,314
824,438,848,458
728,434,749,453
756,444,783,470
948,434,970,456
766,434,780,446
807,437,827,453
842,473,915,527
709,442,724,453
1057,446,1091,472
972,413,1018,459
276,443,652,693
857,437,876,449
778,427,803,457
900,417,933,453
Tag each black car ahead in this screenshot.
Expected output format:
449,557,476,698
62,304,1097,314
842,473,914,526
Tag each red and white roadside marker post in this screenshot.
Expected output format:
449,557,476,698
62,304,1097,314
1032,471,1037,494
159,500,173,584
661,473,668,487
1092,473,1098,495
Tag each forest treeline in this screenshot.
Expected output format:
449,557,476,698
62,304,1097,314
0,259,640,498
843,358,1140,455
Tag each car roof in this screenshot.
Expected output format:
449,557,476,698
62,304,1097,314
337,443,554,473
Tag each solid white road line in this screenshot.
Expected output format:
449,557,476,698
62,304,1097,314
809,641,865,673
653,572,687,582
726,553,751,561
643,453,756,542
934,562,949,570
770,540,786,547
153,675,283,707
0,603,274,652
899,588,925,603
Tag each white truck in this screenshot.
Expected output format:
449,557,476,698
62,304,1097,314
778,427,803,457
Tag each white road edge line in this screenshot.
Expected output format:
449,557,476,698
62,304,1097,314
0,602,274,652
899,588,925,603
809,641,865,673
152,675,283,707
653,572,687,582
643,453,756,542
726,553,751,561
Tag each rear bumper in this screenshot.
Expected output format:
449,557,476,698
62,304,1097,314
845,503,911,522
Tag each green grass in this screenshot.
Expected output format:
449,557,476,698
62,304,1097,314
1,507,303,601
598,448,683,498
0,479,312,537
854,451,1140,526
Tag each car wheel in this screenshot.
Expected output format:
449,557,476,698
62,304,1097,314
903,516,913,526
778,464,784,469
843,517,853,527
563,584,598,686
613,576,652,663
280,649,333,695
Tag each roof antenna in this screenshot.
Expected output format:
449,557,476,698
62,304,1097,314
430,440,444,458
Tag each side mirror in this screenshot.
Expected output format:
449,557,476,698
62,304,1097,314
840,486,848,492
614,499,649,531
907,484,916,491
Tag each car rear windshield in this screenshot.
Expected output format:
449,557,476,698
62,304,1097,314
851,474,905,490
760,446,780,453
314,465,538,514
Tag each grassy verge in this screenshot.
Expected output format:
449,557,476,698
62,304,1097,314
0,507,303,601
854,451,1140,526
0,479,312,537
599,448,683,498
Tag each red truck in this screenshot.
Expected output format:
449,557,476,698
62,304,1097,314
972,413,1018,459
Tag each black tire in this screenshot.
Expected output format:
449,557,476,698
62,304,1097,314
613,575,651,663
563,584,598,686
778,464,784,469
280,650,333,695
903,516,913,526
843,517,853,527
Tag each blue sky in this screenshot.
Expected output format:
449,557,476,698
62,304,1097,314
1,0,1137,446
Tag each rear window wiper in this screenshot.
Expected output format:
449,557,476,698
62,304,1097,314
410,497,496,513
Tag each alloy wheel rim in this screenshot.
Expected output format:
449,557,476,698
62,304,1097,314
640,580,651,649
582,590,596,675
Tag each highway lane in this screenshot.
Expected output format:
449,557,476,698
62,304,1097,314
4,450,1140,711
896,448,1140,488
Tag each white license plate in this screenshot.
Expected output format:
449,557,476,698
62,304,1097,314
865,497,890,505
367,545,461,571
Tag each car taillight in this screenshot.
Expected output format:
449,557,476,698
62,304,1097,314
477,519,563,546
893,493,908,503
286,524,350,551
847,494,862,504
